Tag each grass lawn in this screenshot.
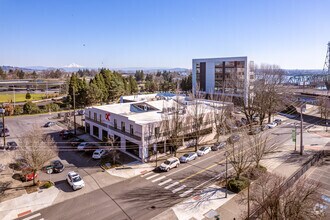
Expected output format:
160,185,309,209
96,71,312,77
0,93,45,103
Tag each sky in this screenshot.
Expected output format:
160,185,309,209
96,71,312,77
0,0,329,69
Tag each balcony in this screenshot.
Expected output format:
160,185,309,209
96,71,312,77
85,116,108,128
108,126,142,141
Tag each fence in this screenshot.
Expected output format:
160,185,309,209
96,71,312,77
248,150,326,219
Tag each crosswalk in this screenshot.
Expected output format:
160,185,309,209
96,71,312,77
141,172,195,197
20,212,44,220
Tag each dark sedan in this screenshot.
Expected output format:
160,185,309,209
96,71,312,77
6,141,18,150
51,160,65,173
227,134,240,144
211,141,227,151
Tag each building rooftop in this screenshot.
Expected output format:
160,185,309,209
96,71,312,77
91,96,232,125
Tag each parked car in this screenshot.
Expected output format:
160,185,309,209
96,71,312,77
267,122,277,129
179,152,198,163
227,134,240,144
66,171,85,190
274,118,282,125
62,130,75,139
20,168,38,182
70,137,84,147
159,157,180,172
6,141,18,150
197,146,211,156
211,141,227,151
77,142,89,151
0,128,9,137
44,122,56,127
248,127,261,135
78,110,85,115
50,160,65,173
92,149,106,159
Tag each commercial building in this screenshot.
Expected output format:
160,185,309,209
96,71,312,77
85,93,232,161
192,56,254,104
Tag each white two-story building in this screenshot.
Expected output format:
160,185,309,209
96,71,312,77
85,93,232,161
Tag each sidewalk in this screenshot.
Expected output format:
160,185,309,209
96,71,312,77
0,187,59,220
152,132,330,220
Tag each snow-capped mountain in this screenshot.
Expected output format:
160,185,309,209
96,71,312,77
64,63,83,68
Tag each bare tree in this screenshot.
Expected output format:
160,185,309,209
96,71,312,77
248,173,323,220
241,64,286,128
104,136,120,165
247,133,277,168
317,96,330,126
226,134,253,179
18,128,58,185
210,93,231,142
190,94,206,151
161,96,185,156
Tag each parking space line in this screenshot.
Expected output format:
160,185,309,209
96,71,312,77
141,172,154,177
23,213,41,220
164,182,179,189
151,176,166,183
158,179,172,186
179,188,194,197
172,185,186,193
146,173,160,180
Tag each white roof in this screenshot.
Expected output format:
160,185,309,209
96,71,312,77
90,97,231,125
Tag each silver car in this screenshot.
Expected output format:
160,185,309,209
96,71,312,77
179,152,198,163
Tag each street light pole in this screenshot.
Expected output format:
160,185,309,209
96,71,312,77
0,108,5,147
300,104,304,156
225,151,228,198
294,122,297,151
247,182,250,218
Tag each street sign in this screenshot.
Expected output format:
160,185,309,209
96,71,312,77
292,129,296,142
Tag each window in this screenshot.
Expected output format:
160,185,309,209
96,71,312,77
94,112,97,121
89,111,91,118
93,125,99,137
130,124,134,134
99,114,101,122
121,121,125,132
155,127,160,136
114,119,117,129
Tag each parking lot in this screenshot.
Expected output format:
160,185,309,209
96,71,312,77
306,155,330,216
0,113,135,202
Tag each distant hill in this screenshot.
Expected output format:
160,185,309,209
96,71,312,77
1,65,190,73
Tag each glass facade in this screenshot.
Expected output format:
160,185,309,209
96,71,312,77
214,61,246,94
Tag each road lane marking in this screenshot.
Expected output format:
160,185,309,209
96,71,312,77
141,172,154,177
179,163,218,183
152,176,166,183
164,182,179,189
23,213,41,220
179,188,194,197
158,179,172,186
172,185,186,193
166,151,223,177
146,173,160,180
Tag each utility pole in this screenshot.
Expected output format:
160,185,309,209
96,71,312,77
300,104,304,155
73,87,77,136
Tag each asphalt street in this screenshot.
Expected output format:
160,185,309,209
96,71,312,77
16,113,321,220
